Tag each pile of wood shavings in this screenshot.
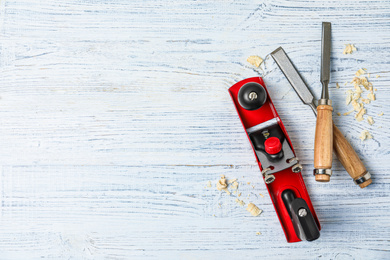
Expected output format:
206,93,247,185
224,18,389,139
341,68,383,140
214,175,263,217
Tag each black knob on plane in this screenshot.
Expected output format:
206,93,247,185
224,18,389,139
237,82,267,110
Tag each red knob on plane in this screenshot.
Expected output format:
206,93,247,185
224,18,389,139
264,137,282,154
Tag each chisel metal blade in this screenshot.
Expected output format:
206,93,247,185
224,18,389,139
321,22,331,99
271,47,317,115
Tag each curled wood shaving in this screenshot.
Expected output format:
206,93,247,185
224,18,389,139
216,175,230,195
343,44,357,54
378,112,384,116
337,112,341,116
247,55,263,67
367,93,376,101
246,203,262,217
360,130,373,141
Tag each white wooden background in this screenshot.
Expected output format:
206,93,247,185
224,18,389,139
0,0,389,259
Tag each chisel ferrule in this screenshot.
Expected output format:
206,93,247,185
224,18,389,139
313,168,332,176
318,99,332,106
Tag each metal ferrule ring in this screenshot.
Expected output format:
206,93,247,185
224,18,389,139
318,99,332,106
354,172,371,185
313,168,332,176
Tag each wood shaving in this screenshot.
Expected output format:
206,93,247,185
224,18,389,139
259,193,264,198
355,108,366,122
336,112,341,116
378,112,384,116
256,232,262,235
206,181,212,187
376,75,380,78
228,178,237,184
247,55,263,67
344,67,381,130
343,110,354,116
351,100,362,112
343,44,357,54
246,203,262,217
231,181,239,190
346,90,353,105
216,175,230,195
360,130,373,141
354,84,363,93
235,198,245,206
355,69,366,77
346,92,353,105
367,116,375,125
238,192,242,197
367,93,376,101
336,83,340,89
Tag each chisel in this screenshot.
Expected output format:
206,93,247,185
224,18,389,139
313,22,333,182
271,46,372,188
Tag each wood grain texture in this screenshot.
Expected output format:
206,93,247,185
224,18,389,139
314,105,333,172
0,0,389,259
332,123,369,184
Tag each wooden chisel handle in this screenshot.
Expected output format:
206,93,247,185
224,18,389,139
333,123,372,188
314,104,333,182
